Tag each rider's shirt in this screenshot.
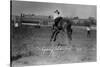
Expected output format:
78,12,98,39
53,11,64,30
53,13,60,19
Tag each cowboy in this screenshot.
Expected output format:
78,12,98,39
50,10,63,41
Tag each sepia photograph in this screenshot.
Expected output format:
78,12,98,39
10,0,97,67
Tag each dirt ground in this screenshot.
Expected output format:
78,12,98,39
11,25,96,67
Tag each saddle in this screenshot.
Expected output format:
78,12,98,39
53,17,72,32
53,17,63,30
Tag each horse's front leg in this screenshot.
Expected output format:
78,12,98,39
50,28,57,42
53,30,60,41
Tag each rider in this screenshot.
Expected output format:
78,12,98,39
50,10,63,41
53,10,63,29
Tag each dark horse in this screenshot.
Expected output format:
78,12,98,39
50,17,72,42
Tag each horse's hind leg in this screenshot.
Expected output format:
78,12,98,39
69,33,72,40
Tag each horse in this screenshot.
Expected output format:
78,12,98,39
50,17,72,43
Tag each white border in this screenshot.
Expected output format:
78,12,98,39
0,0,100,67
13,0,97,5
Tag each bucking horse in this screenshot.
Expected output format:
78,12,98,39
50,17,73,45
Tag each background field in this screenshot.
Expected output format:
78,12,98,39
11,25,96,66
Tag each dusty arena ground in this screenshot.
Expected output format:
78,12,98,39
11,25,96,67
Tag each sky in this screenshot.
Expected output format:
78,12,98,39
11,1,96,19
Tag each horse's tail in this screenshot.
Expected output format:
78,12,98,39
59,19,68,32
62,19,72,40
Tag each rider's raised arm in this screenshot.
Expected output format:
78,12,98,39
53,10,61,19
